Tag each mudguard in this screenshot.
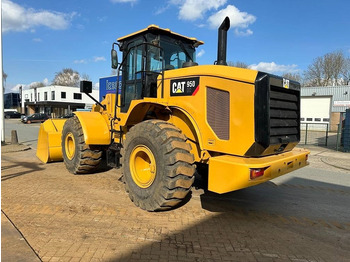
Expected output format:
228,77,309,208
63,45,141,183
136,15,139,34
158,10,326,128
74,112,111,145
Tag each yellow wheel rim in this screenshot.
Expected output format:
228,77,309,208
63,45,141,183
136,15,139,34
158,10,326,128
130,145,156,188
65,132,76,160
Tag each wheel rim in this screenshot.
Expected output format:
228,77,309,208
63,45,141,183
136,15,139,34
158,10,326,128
130,145,156,188
65,132,76,160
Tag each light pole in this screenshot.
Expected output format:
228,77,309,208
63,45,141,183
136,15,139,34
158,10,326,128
1,9,5,143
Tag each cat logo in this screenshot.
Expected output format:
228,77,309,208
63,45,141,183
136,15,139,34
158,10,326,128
170,77,200,97
172,81,185,94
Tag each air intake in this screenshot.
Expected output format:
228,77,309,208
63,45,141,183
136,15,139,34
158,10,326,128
206,87,230,140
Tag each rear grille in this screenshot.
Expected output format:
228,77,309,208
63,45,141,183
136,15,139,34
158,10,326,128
269,86,299,144
248,72,301,156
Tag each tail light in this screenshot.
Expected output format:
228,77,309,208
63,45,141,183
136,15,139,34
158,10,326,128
250,167,267,180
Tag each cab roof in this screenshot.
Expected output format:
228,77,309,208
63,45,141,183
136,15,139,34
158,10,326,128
117,24,204,47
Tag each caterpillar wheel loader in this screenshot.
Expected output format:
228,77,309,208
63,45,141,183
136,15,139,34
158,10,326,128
37,17,309,211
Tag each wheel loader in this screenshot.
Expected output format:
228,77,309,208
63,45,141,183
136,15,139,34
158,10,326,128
37,17,309,211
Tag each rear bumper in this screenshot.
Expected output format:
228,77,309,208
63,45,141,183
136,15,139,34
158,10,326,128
208,148,309,194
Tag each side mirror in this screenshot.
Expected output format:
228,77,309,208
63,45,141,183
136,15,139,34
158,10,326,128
80,80,92,94
111,48,118,69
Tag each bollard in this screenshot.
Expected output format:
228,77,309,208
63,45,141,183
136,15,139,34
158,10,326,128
11,130,19,144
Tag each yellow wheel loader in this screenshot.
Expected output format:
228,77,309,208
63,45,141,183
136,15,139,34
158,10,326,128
37,17,309,211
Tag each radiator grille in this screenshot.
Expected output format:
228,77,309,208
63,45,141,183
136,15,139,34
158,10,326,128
206,87,230,140
269,86,299,144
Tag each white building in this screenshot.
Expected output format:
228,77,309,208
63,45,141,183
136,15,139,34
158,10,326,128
21,85,99,117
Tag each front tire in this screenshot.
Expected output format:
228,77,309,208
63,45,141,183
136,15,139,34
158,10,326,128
122,120,195,211
62,116,102,174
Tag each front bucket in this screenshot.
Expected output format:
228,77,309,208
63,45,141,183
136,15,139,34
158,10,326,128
36,119,67,163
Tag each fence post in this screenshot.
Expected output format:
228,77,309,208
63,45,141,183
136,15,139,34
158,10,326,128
336,124,341,151
325,123,329,146
305,123,308,145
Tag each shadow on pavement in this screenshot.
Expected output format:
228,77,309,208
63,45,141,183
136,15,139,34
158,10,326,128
1,156,45,182
110,178,350,262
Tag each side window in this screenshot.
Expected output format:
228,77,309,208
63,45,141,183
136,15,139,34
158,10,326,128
123,45,143,113
126,47,143,81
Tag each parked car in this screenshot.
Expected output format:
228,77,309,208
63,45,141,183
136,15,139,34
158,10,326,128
60,113,75,118
4,111,22,119
22,113,50,124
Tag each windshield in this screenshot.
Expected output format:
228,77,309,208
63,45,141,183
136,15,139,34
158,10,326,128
161,39,196,69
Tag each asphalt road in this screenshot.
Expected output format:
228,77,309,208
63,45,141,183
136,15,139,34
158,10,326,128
4,118,41,149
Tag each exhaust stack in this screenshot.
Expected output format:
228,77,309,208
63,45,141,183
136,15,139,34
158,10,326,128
217,16,230,66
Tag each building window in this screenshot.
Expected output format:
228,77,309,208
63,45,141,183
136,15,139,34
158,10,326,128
74,93,82,100
323,118,329,122
61,92,66,99
300,118,305,121
51,91,55,100
306,118,312,121
314,118,321,122
44,92,48,101
30,94,33,101
25,94,28,99
38,93,40,101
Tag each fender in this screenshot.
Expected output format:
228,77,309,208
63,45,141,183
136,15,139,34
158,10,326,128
170,107,204,162
74,112,111,145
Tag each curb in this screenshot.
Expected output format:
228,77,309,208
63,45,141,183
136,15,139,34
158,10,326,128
1,143,31,153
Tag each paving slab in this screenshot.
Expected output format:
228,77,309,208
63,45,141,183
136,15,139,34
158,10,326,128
1,146,350,262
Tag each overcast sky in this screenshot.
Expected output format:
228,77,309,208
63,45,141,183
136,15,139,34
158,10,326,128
2,0,350,92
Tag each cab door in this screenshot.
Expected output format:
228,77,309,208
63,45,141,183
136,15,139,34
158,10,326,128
121,45,143,113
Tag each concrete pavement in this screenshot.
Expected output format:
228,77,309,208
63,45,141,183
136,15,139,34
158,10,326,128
1,211,41,262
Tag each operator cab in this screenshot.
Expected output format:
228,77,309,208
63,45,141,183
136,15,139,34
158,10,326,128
112,25,203,112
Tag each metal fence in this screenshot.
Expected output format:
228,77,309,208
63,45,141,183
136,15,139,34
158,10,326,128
300,123,329,147
300,122,349,151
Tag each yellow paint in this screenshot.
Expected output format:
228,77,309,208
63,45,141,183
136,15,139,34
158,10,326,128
208,148,310,194
64,132,75,160
117,24,204,46
163,65,258,157
74,112,110,145
129,145,157,188
36,119,67,163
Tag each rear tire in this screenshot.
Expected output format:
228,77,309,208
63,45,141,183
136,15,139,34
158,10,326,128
62,116,102,174
122,120,195,211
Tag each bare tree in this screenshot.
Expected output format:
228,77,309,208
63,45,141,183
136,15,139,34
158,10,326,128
53,68,80,87
227,61,249,68
81,73,91,81
304,51,349,87
29,82,45,89
282,72,302,83
3,71,7,88
341,57,350,85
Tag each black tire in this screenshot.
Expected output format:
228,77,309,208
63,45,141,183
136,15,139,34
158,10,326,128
122,120,195,211
61,116,103,174
5,115,10,119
